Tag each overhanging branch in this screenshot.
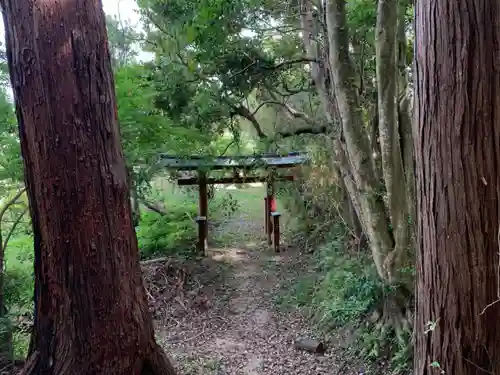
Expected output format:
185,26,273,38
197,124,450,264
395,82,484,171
278,126,328,138
252,99,310,121
229,57,319,80
140,200,167,216
233,105,268,139
2,207,28,253
248,96,330,138
271,57,320,70
233,102,327,140
0,187,26,220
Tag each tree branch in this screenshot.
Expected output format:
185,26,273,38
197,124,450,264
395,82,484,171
278,126,328,138
233,105,268,139
281,79,313,95
0,187,26,221
249,98,329,138
271,57,320,70
219,140,237,156
250,101,274,116
2,207,28,253
140,200,167,216
256,25,305,35
228,57,319,80
251,99,309,121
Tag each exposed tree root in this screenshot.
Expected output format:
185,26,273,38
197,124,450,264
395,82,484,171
17,351,39,375
383,284,412,331
141,342,177,375
17,342,178,375
363,284,413,363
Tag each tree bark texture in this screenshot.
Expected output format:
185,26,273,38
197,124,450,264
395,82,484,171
414,1,500,373
376,0,411,276
1,1,176,374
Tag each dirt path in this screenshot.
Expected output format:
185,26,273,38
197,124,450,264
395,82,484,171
145,210,343,374
142,185,347,374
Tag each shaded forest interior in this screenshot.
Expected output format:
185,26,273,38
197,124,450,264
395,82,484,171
1,0,499,374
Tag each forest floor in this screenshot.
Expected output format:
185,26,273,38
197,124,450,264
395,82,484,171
142,188,350,375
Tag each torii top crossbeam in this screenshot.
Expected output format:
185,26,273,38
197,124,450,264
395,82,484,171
156,152,309,171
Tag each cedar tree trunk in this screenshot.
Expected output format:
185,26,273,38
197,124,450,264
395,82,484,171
1,0,177,374
414,0,500,373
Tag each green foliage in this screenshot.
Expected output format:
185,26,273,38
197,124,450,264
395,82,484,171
277,226,382,326
114,62,219,197
3,235,34,317
312,245,382,327
2,234,34,360
0,87,22,185
276,223,412,373
105,14,141,68
135,0,314,140
115,64,208,164
360,324,412,374
133,0,411,144
137,204,198,259
136,183,241,259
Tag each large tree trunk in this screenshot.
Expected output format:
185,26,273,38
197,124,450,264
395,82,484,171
1,1,176,374
375,0,409,278
414,1,500,373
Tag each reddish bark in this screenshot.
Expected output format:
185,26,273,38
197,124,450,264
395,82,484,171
414,1,500,374
1,0,176,374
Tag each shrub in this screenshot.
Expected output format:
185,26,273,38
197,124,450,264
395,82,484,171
136,199,198,259
276,225,382,322
136,187,240,259
288,227,383,329
311,238,382,328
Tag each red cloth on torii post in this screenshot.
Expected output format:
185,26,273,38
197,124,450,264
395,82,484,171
269,196,277,212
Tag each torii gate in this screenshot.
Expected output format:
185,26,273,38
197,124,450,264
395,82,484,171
155,152,309,255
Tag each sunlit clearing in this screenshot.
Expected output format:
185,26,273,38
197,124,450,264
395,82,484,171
207,247,248,263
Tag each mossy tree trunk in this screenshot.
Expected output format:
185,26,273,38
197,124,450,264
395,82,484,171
300,0,414,281
1,0,177,374
299,0,414,337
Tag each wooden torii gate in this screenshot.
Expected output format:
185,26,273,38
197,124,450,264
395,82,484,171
156,152,308,254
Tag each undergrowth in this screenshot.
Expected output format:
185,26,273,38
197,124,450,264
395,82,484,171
276,224,412,374
136,202,198,259
137,187,239,259
3,235,35,360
